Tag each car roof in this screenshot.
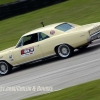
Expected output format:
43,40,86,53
22,22,64,37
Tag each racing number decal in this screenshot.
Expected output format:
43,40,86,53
21,47,34,57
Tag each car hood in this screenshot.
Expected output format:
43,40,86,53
0,46,15,53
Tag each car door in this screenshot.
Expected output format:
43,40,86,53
12,33,43,66
38,32,55,57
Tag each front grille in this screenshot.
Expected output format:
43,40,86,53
89,25,100,36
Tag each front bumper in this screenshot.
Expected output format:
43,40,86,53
88,31,100,42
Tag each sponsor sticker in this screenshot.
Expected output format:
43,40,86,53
21,47,34,57
50,30,55,35
9,54,14,61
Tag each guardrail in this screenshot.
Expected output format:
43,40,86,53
0,0,67,20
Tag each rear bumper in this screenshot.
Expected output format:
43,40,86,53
88,31,100,42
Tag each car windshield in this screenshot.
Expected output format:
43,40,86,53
55,23,74,32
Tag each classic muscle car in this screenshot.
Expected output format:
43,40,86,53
0,22,100,75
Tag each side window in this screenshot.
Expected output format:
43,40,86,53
23,33,38,46
39,32,49,41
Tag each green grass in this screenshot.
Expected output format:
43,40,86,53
0,0,100,51
24,79,100,100
0,0,15,5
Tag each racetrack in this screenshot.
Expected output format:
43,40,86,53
0,39,100,100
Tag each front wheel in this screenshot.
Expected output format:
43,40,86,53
0,61,12,75
56,44,74,58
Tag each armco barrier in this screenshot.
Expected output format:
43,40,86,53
0,0,67,20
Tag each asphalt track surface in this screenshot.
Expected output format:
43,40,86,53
0,39,100,100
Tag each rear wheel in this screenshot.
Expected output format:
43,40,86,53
56,44,74,58
0,61,12,75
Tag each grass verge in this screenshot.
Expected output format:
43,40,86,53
0,0,15,5
23,79,100,100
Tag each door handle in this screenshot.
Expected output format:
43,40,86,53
34,45,39,47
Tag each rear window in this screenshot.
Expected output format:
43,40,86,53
55,23,74,32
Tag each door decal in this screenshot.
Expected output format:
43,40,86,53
21,47,34,57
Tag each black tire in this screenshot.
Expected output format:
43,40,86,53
0,61,12,75
56,44,74,58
